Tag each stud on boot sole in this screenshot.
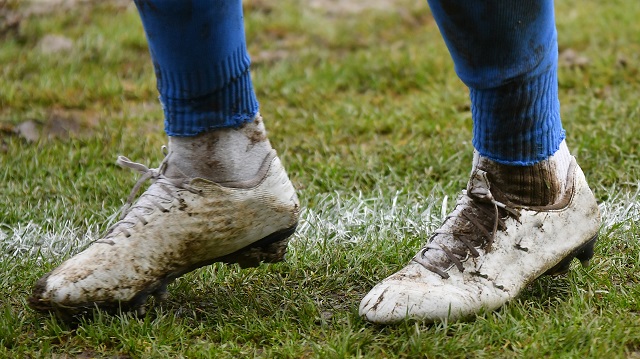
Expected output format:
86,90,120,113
544,234,597,276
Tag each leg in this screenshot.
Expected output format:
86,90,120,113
28,0,300,318
360,0,600,324
135,0,271,183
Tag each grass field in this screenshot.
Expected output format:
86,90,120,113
1,0,640,357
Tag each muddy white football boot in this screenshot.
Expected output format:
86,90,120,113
360,149,600,324
29,147,299,318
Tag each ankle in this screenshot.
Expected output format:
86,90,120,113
165,114,273,183
471,141,571,206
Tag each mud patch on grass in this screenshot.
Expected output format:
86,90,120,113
0,0,21,39
2,109,100,143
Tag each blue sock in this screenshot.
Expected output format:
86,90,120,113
134,0,258,136
427,0,564,165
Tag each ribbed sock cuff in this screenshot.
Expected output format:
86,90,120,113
470,67,565,166
159,47,259,136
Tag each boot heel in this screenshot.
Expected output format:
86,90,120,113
222,225,297,268
544,235,597,276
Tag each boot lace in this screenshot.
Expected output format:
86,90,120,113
412,169,520,279
98,147,201,241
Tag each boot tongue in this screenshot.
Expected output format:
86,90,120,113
466,169,495,202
